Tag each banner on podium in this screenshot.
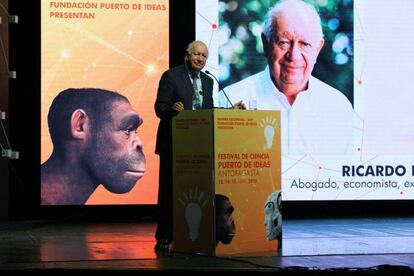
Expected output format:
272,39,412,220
173,109,281,256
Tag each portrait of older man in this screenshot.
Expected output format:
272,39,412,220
220,0,355,155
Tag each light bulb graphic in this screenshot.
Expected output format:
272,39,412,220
178,187,207,242
260,116,279,149
185,202,202,241
264,125,275,149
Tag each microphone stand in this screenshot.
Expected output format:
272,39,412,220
205,71,234,109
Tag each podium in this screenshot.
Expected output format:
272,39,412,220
172,109,281,256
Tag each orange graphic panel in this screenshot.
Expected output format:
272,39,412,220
41,0,169,204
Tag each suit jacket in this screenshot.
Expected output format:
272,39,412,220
155,64,214,154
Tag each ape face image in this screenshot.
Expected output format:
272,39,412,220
264,190,282,241
215,194,236,245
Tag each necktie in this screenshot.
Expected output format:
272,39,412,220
192,74,202,110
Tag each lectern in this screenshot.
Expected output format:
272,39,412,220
172,109,281,256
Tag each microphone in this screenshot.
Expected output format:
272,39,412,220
205,70,234,109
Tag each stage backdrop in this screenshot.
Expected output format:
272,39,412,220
41,0,168,204
196,0,414,201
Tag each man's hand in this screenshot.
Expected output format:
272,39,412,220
172,101,184,112
233,100,246,110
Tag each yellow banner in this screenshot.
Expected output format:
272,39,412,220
214,109,281,255
173,109,281,256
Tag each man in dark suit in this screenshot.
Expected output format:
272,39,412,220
154,40,214,252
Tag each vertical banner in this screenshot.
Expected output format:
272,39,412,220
41,0,168,204
173,110,215,255
215,109,281,255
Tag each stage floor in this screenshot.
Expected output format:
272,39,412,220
1,217,414,273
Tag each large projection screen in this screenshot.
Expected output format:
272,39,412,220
41,0,168,205
197,0,414,201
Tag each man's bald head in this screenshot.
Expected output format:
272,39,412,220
262,0,323,43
